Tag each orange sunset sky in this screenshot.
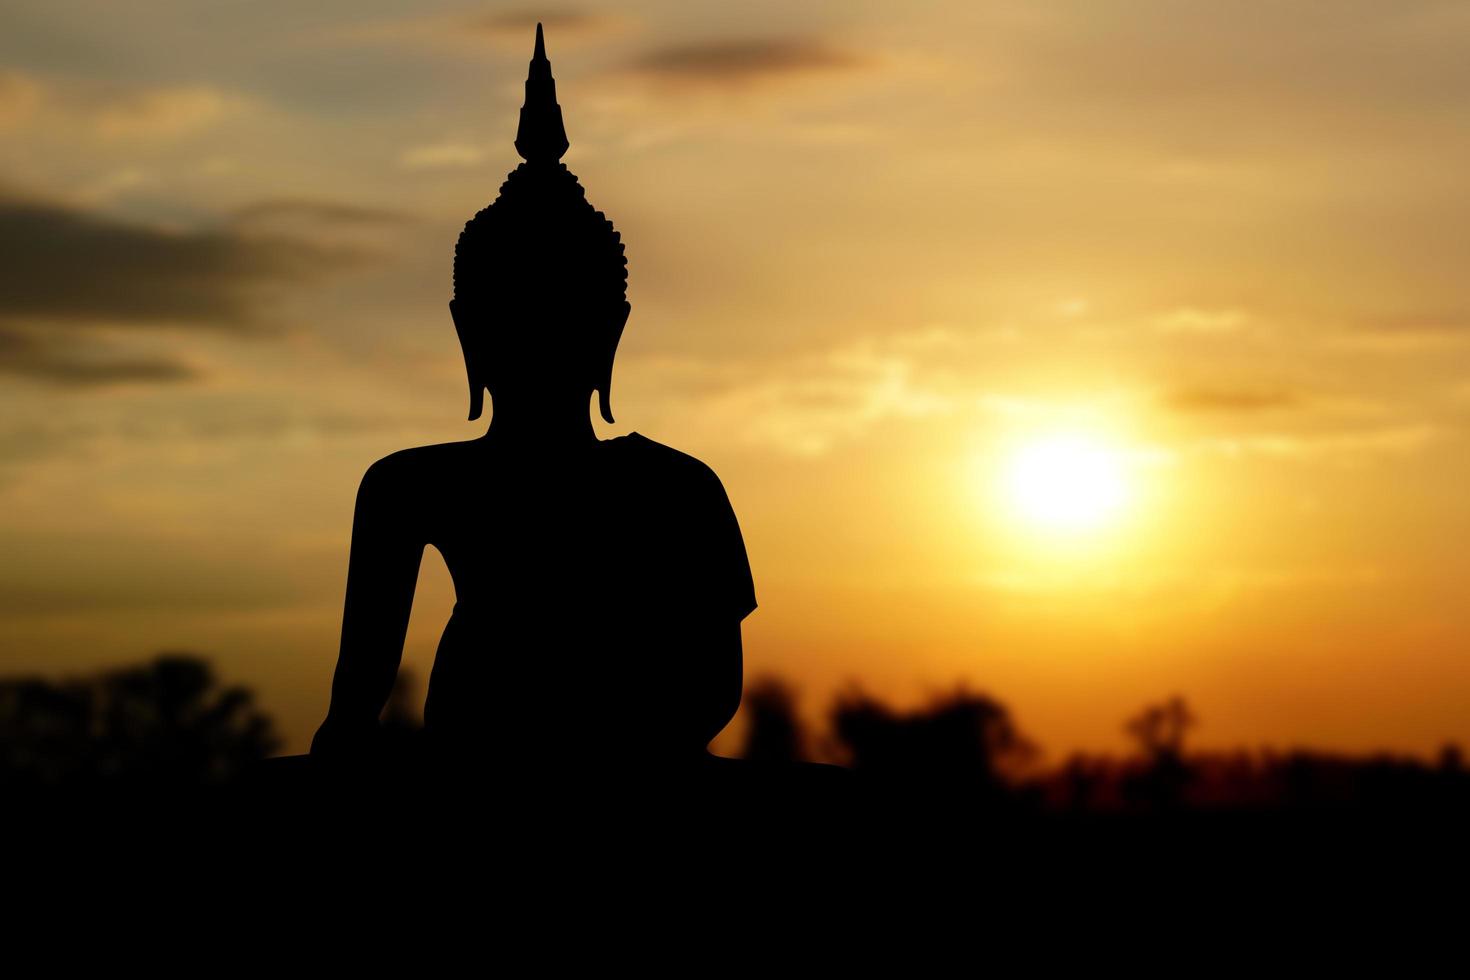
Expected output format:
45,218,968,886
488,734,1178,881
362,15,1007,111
3,1,1469,759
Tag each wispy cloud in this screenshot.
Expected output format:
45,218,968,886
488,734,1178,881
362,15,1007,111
974,563,1390,606
229,199,406,225
1363,311,1470,333
1165,386,1299,414
228,198,413,231
91,86,241,140
0,71,247,141
1196,424,1439,461
1332,312,1470,351
633,333,964,456
1153,308,1249,335
397,141,489,171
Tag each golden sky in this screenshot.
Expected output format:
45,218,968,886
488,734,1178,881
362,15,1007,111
3,1,1470,758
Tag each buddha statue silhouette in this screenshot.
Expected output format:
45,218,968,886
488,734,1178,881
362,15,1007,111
310,26,756,784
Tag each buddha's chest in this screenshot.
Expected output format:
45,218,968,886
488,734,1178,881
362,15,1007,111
429,492,688,603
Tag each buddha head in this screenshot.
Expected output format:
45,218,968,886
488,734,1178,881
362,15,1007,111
450,24,630,424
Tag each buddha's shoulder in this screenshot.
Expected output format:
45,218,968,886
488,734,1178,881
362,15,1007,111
606,432,723,486
355,433,727,493
356,440,481,491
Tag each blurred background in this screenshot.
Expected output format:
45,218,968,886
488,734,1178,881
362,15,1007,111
3,2,1469,776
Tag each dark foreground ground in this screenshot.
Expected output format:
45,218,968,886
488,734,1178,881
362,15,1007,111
10,754,1467,966
7,656,1468,922
15,749,1467,866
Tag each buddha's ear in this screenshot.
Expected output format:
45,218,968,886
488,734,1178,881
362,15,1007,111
595,301,631,425
450,299,485,421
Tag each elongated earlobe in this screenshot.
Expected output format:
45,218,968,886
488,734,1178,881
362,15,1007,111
450,299,485,421
596,302,630,424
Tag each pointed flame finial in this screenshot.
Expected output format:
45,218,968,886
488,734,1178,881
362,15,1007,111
514,22,570,162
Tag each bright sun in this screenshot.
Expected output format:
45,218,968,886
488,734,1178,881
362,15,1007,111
1003,434,1130,532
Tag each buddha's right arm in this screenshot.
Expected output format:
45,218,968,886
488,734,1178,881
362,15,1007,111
312,456,425,757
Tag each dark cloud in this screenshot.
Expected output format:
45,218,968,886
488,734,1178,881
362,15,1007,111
327,7,626,61
0,196,372,329
462,10,623,38
629,38,872,85
1,354,193,385
1166,386,1298,413
0,323,194,386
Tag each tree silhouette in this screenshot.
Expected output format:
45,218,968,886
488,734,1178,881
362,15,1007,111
740,675,807,764
830,684,1037,798
1123,695,1196,811
1125,696,1196,761
0,654,278,790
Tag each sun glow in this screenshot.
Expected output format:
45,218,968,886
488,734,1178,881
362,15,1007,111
1002,434,1131,532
